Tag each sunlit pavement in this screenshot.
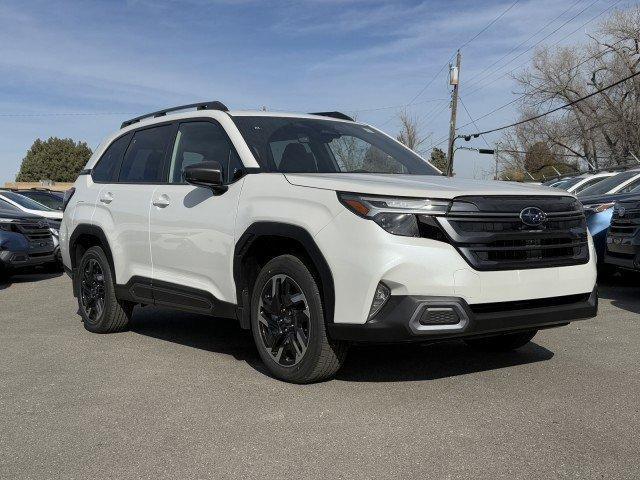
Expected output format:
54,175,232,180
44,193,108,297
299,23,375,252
1,273,639,479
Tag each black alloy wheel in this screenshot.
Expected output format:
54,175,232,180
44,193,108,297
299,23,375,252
80,258,106,323
257,274,311,367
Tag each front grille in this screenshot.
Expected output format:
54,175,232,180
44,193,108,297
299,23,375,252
470,293,591,314
14,221,54,246
437,196,589,271
609,203,640,235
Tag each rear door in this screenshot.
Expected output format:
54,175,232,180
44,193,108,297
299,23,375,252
93,123,174,284
149,119,245,308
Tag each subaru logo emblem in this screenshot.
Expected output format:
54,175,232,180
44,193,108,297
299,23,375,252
617,205,625,217
520,206,547,227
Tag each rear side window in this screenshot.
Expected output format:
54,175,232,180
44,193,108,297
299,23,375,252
119,125,173,183
168,121,243,184
92,133,132,183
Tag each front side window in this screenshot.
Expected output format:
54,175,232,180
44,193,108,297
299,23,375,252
119,125,172,183
232,116,439,175
168,121,243,184
572,176,608,194
92,133,132,183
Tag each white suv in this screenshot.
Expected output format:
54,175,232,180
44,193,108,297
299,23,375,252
60,101,598,383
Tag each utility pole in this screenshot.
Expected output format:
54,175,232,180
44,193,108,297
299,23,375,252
446,49,461,177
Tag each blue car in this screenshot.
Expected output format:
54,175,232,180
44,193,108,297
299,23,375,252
580,191,640,263
0,208,56,279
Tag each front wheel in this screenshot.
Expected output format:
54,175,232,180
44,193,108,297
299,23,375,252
76,246,132,333
464,330,538,351
250,255,347,383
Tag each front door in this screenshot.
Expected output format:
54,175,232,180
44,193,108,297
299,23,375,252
149,120,245,308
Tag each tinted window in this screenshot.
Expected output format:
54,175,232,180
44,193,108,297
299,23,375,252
618,177,640,193
18,191,63,210
0,191,53,211
0,197,19,211
93,133,132,183
232,116,439,175
168,121,243,184
572,176,609,194
119,125,172,183
578,171,639,197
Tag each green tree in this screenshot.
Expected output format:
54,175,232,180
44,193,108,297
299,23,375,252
430,147,447,172
16,137,92,182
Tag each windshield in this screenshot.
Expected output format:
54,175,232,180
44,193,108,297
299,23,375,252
0,191,53,211
232,116,440,175
578,171,639,197
0,197,19,212
551,178,580,190
17,191,63,210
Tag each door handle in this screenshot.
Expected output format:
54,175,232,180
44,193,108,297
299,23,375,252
153,194,170,208
99,192,113,204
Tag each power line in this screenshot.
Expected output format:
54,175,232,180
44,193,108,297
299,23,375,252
0,112,135,117
349,97,447,114
455,38,626,132
401,0,522,109
463,0,584,89
464,0,623,97
458,97,492,148
459,0,521,50
463,70,640,137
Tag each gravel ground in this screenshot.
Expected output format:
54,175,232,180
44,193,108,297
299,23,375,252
1,272,639,479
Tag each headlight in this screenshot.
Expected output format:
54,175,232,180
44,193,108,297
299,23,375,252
583,202,615,213
338,193,451,237
0,218,15,232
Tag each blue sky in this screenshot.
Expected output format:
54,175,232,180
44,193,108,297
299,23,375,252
0,0,628,183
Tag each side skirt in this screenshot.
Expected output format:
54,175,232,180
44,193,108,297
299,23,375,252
115,276,237,319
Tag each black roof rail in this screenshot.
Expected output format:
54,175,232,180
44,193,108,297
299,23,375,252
309,111,354,122
121,101,229,129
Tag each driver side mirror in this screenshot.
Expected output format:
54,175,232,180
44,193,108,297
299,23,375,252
184,161,228,194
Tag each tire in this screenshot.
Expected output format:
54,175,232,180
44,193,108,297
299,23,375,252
250,255,347,383
464,330,538,351
76,246,132,333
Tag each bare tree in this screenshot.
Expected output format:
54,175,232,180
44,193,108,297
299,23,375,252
497,5,640,179
396,109,429,151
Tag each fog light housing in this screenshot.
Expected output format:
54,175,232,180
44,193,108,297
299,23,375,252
368,282,390,320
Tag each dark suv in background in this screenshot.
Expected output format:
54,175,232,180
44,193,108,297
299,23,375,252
605,197,640,273
0,206,57,279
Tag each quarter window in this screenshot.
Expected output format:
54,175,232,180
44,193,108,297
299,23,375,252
92,133,132,183
168,121,243,184
119,125,173,183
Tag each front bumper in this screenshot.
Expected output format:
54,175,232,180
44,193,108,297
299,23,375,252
328,288,597,343
605,230,640,271
0,249,56,268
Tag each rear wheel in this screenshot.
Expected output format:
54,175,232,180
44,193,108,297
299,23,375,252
464,330,537,351
250,255,347,383
76,246,132,333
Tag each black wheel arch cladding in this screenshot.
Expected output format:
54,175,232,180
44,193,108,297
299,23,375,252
234,222,335,326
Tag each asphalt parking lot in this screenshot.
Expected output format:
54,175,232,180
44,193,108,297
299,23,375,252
1,273,639,479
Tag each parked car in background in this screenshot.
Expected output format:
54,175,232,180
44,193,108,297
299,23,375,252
0,196,61,266
578,169,640,197
9,188,64,211
604,196,640,273
579,186,640,264
0,207,57,279
550,172,617,195
0,190,63,221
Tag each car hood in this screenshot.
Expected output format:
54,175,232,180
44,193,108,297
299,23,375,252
578,192,640,205
284,173,570,199
0,208,44,221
